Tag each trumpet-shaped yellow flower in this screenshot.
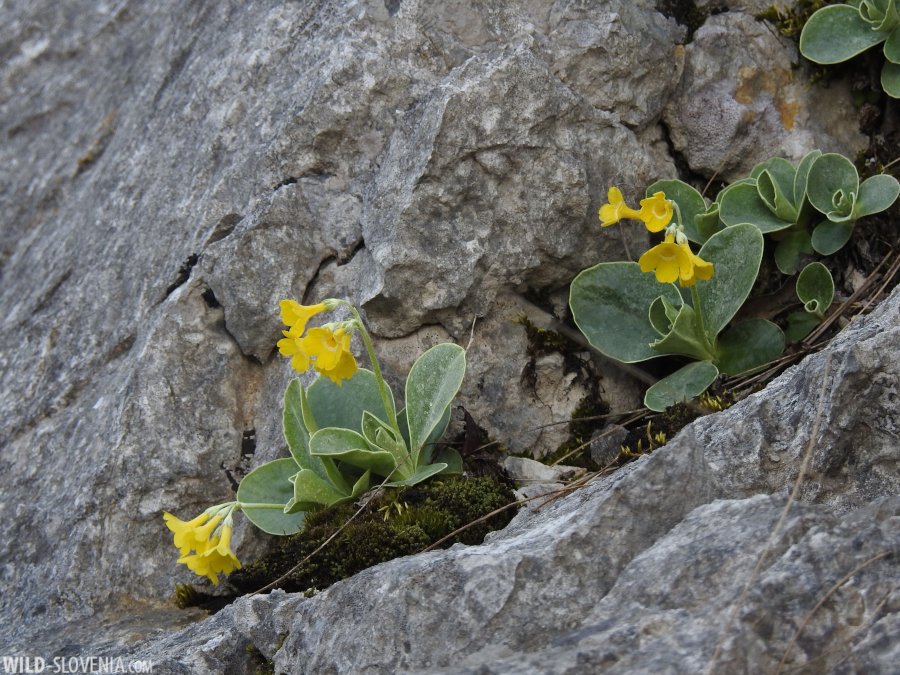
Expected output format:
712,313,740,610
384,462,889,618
280,300,327,337
277,332,311,372
303,327,358,384
638,233,714,286
176,524,241,585
599,187,643,227
163,512,223,556
638,192,674,232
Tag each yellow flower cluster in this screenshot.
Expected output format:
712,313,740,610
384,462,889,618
276,299,357,384
163,508,241,585
599,187,714,287
599,187,673,232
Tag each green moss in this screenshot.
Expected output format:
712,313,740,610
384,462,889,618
228,475,515,594
244,644,275,675
756,1,840,41
516,315,569,355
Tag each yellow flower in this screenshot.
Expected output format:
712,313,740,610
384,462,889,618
638,192,674,232
302,327,358,384
176,524,241,585
163,511,223,556
599,187,642,227
277,333,311,372
280,299,326,337
638,233,714,286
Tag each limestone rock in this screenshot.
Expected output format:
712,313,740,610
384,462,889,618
125,287,900,673
663,12,867,180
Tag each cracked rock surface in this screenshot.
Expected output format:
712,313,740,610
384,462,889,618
126,287,900,673
0,0,885,661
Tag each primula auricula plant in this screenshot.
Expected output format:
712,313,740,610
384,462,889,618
570,188,785,412
164,299,466,584
799,0,900,98
649,151,898,340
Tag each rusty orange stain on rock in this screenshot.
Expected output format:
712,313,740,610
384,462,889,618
733,65,798,129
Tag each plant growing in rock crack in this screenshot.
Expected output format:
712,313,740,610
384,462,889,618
570,188,785,412
799,0,900,98
163,298,466,584
647,151,898,341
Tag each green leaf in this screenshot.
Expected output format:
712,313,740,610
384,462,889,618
433,447,464,474
694,203,723,241
309,427,399,477
774,230,814,275
756,169,799,222
237,458,306,535
853,173,900,218
649,301,717,362
646,179,708,244
715,319,785,376
719,182,794,233
694,224,765,339
405,343,466,462
882,59,900,97
420,404,452,465
807,153,859,218
644,361,719,412
811,220,854,255
884,25,900,61
306,369,395,435
350,470,371,498
649,295,678,336
785,311,822,342
385,463,448,487
283,379,318,474
796,262,835,316
800,4,889,64
285,468,351,513
861,0,900,32
570,262,682,363
794,150,823,206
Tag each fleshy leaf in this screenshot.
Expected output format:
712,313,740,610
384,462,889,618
774,230,814,275
715,319,785,376
283,379,320,476
649,301,717,362
785,311,822,342
884,24,900,61
799,4,889,64
646,179,708,243
237,458,306,535
794,150,823,206
694,224,765,340
811,220,854,255
284,468,353,514
853,173,900,218
756,169,799,222
644,361,719,412
570,262,682,363
807,153,859,217
719,182,794,232
405,343,466,466
309,427,399,477
432,447,464,474
384,463,448,487
882,59,900,97
796,262,835,317
306,368,394,435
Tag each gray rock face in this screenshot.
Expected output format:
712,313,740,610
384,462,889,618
126,286,900,673
663,12,867,180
